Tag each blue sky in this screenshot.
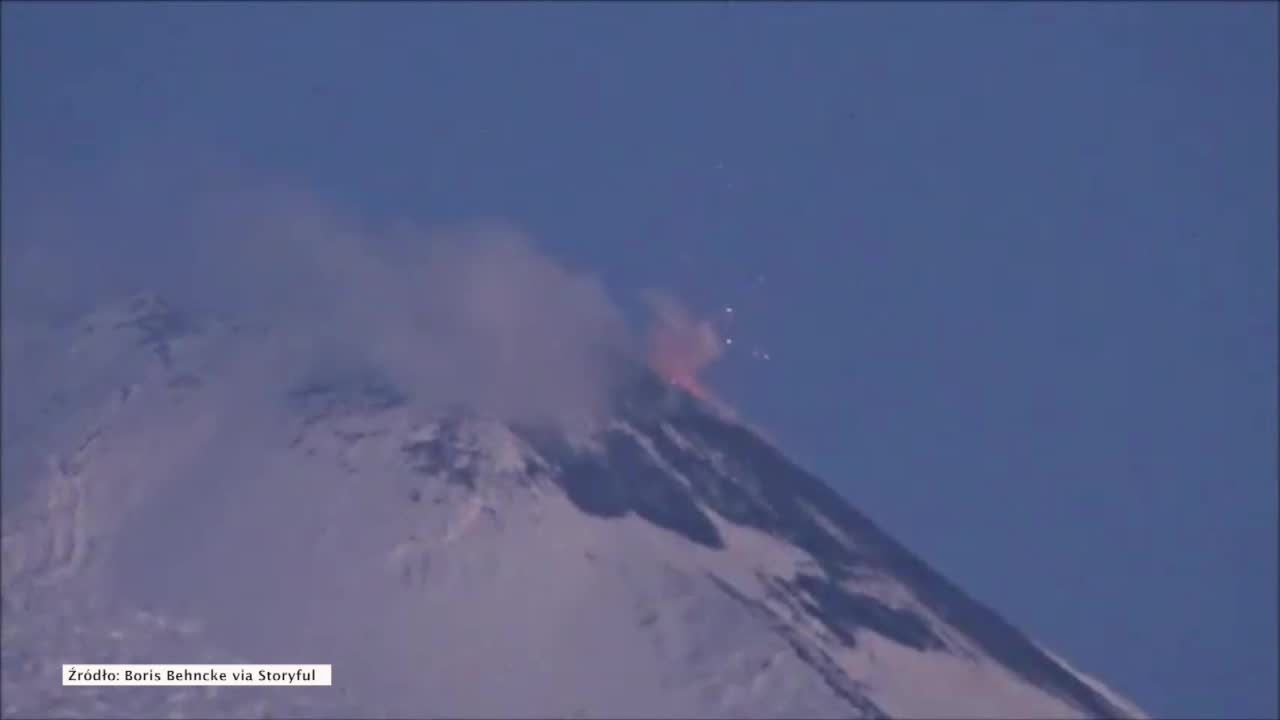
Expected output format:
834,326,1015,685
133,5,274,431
3,3,1276,717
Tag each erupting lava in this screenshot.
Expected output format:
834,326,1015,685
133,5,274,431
644,292,724,402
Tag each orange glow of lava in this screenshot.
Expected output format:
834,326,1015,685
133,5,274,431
649,344,713,401
644,292,724,402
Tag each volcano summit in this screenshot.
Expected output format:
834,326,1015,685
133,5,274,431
1,294,1144,719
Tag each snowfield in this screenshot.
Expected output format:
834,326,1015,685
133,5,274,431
1,294,1145,719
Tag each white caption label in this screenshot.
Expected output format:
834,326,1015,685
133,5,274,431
62,664,332,686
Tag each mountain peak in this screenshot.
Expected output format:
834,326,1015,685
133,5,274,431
0,293,1145,719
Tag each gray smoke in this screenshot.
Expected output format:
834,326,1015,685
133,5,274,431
3,169,639,424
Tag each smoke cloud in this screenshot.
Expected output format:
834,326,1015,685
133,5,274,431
3,150,753,432
3,171,640,425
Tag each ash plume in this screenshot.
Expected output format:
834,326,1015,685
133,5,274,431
3,171,636,425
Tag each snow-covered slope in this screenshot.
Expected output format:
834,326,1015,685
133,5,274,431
1,294,1145,719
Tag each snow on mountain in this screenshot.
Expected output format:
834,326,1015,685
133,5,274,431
1,294,1145,719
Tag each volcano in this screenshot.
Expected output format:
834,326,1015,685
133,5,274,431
1,293,1144,719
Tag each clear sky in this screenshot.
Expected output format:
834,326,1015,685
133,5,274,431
3,3,1276,717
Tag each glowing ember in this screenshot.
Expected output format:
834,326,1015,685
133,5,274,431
643,291,724,401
